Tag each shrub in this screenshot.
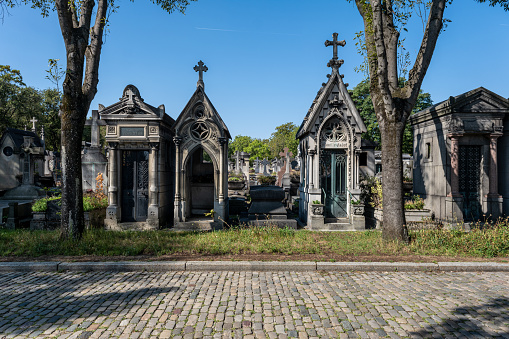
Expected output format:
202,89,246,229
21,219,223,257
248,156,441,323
31,196,61,212
404,195,425,210
228,172,244,182
258,175,276,185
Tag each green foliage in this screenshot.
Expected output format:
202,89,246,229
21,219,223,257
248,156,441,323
404,195,425,210
82,195,108,212
267,122,299,159
257,175,276,185
31,196,60,212
476,0,509,11
350,78,433,154
2,220,509,258
312,200,321,205
228,172,244,182
0,65,62,151
229,122,298,163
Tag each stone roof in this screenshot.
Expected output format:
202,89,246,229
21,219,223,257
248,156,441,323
409,87,509,126
0,128,43,148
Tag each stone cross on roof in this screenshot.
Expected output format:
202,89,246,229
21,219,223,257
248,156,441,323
85,110,106,148
30,117,38,133
325,32,346,69
194,60,208,88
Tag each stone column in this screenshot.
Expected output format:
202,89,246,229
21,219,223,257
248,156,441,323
149,143,159,206
308,149,316,189
105,142,120,228
218,137,227,202
173,137,182,223
488,134,502,197
108,143,119,206
487,133,503,218
446,134,463,223
448,135,461,197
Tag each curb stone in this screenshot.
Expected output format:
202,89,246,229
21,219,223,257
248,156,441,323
58,261,186,272
317,262,438,272
0,261,508,272
0,262,60,272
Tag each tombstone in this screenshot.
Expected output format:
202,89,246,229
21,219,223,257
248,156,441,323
82,110,108,192
243,185,297,229
410,87,509,223
296,33,375,231
0,126,46,200
261,158,270,176
253,157,261,174
279,147,293,189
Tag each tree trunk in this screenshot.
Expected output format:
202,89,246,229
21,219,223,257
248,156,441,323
380,118,408,242
60,91,87,240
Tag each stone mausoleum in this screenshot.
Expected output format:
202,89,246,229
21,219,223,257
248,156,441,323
297,33,375,230
410,87,509,223
96,61,230,230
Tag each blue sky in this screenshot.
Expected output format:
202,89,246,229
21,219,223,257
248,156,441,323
1,1,508,139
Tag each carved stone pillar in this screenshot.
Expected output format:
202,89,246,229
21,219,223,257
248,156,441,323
108,142,119,206
486,133,503,218
218,137,227,202
448,135,461,197
105,142,120,228
488,134,502,197
309,149,316,189
149,143,159,206
446,134,463,222
173,137,182,223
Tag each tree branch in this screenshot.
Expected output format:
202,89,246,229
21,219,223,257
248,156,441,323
83,0,107,102
55,0,75,47
369,0,395,120
404,0,446,112
79,0,95,29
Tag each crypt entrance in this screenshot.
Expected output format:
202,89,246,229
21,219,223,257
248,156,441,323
173,61,231,227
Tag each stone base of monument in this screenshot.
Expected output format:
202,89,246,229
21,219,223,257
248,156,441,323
1,184,45,201
242,185,298,229
173,218,222,231
104,221,159,231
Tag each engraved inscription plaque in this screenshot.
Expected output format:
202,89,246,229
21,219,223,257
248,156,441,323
120,127,144,137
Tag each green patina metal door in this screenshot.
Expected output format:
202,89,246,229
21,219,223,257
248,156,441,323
320,150,347,218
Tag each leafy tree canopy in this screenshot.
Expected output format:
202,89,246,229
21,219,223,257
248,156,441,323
267,122,299,159
350,78,433,154
0,65,62,151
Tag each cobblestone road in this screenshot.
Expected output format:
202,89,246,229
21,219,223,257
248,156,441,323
0,271,508,338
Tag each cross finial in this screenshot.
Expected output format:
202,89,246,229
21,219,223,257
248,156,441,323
30,117,38,133
194,60,208,88
325,32,346,69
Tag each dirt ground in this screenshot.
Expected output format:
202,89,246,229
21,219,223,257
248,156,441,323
1,253,508,263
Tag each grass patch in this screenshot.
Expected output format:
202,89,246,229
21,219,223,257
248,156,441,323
0,221,508,258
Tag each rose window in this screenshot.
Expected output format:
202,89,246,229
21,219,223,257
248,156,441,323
191,122,210,140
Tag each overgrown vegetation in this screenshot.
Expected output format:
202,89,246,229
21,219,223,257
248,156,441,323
1,220,509,258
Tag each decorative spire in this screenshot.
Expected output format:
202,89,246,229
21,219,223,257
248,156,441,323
194,60,208,89
325,32,346,69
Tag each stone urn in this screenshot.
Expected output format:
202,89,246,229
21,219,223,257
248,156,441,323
228,180,245,191
311,203,324,216
352,203,365,216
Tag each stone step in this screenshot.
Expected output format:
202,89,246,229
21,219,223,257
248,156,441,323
310,222,356,231
173,221,221,231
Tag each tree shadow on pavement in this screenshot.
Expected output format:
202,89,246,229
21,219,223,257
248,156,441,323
410,297,509,338
0,271,185,336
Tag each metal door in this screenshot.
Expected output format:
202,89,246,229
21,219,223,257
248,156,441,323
121,150,149,221
320,150,348,218
458,145,481,221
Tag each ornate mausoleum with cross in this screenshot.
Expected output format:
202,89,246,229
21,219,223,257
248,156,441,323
296,32,375,231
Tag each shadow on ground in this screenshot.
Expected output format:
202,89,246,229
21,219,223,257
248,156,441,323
410,297,509,337
0,272,185,336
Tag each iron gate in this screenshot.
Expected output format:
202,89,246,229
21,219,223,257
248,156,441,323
121,150,149,222
458,145,481,221
320,150,347,218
